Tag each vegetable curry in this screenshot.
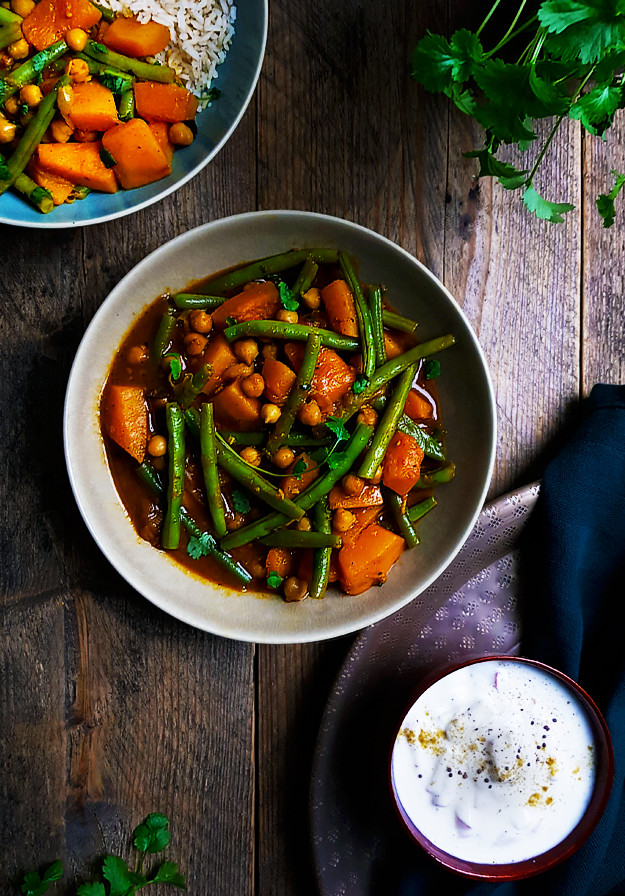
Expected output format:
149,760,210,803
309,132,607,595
100,248,456,601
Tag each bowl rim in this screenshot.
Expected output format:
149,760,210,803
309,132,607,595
389,654,615,881
0,0,268,230
63,209,497,643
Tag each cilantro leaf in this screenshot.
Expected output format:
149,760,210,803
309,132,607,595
569,82,622,134
522,186,575,223
133,812,171,854
324,415,349,443
102,856,143,896
21,863,63,896
151,861,186,888
464,148,528,189
292,457,307,477
351,374,369,395
165,353,182,381
424,359,441,379
540,1,625,64
596,169,625,227
99,72,131,95
326,451,348,471
267,571,283,589
278,280,299,312
411,29,483,92
187,531,216,560
231,487,251,514
0,157,10,181
76,884,106,896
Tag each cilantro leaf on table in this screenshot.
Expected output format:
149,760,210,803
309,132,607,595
76,884,106,896
102,855,143,896
596,170,625,226
21,862,63,896
151,861,186,888
522,186,576,223
133,812,171,854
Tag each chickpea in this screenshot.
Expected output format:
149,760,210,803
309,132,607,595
298,399,321,427
241,373,265,398
223,362,253,381
65,57,90,82
4,96,19,117
342,473,365,497
126,343,148,365
233,337,258,365
247,559,266,579
266,547,292,578
73,128,99,142
65,27,88,52
370,464,383,485
11,0,35,15
273,446,295,469
7,38,29,60
169,121,194,146
357,406,378,427
188,309,213,334
284,576,308,602
276,309,298,324
19,84,43,108
57,84,75,117
261,403,281,425
19,109,34,127
302,287,321,310
333,508,356,533
184,332,208,356
262,343,278,361
296,516,312,531
147,435,167,457
226,512,246,531
240,446,262,467
0,119,16,143
50,118,73,143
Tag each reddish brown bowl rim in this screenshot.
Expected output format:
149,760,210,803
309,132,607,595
389,655,614,881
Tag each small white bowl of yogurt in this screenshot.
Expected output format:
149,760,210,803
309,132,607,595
390,656,613,880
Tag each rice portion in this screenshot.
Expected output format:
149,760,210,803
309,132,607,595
98,0,236,107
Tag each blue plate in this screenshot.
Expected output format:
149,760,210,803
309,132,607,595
0,0,267,228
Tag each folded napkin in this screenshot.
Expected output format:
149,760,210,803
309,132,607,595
396,383,625,896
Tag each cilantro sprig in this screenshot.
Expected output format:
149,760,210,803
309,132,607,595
411,0,625,225
19,814,185,896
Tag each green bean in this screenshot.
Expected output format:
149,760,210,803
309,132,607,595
136,461,252,585
386,490,419,549
0,76,69,198
223,320,358,353
218,430,330,448
92,2,116,21
172,293,227,310
151,307,176,363
221,423,373,550
201,249,339,296
260,531,341,549
358,364,417,478
415,462,456,488
291,257,318,300
310,496,332,599
0,151,53,213
118,87,135,121
266,331,321,456
177,363,212,409
0,41,68,99
216,436,304,521
66,184,90,203
162,403,185,550
83,39,175,82
397,414,446,461
382,310,419,334
341,334,455,420
407,496,437,523
368,285,386,368
0,23,21,50
0,8,21,24
200,403,227,539
338,250,376,381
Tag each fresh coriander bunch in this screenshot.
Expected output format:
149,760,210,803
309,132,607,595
20,813,185,896
411,0,625,225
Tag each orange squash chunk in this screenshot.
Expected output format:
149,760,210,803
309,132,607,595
101,384,148,463
382,431,425,496
134,80,199,123
211,281,280,330
149,121,175,165
311,347,356,413
328,484,383,509
404,388,433,420
212,381,261,432
280,453,319,499
26,159,74,205
201,333,237,396
337,524,405,595
262,357,296,405
102,118,171,189
102,15,170,57
22,0,102,51
36,141,118,193
69,80,120,132
321,279,358,337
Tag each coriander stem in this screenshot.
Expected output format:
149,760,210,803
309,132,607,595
476,0,506,37
485,0,528,57
485,13,537,57
525,113,566,187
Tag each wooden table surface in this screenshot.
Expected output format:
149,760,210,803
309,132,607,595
1,1,624,894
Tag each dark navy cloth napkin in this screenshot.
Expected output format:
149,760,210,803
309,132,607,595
397,384,625,896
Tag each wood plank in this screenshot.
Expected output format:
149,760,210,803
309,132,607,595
581,117,625,390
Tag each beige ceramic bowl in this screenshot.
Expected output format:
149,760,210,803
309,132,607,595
63,211,496,643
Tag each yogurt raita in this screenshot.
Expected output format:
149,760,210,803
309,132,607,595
391,659,597,865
